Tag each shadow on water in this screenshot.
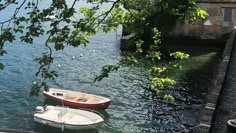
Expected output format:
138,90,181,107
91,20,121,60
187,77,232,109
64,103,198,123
139,40,223,133
161,39,225,56
34,123,99,133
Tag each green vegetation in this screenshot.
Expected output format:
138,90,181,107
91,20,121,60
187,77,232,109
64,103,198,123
0,0,207,98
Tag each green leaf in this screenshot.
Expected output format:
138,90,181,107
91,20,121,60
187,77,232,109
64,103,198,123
0,63,4,70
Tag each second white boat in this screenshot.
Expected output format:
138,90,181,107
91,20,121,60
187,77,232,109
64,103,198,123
34,105,104,130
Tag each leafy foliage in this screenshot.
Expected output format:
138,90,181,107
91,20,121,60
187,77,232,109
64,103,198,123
0,0,207,97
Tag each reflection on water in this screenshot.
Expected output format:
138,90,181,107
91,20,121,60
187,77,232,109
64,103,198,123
0,32,222,132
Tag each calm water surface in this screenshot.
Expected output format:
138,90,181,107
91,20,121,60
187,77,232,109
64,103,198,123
0,1,223,133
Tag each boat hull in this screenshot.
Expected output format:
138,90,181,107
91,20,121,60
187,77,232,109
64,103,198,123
34,116,102,130
43,88,111,109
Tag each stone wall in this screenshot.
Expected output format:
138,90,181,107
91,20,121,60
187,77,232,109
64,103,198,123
171,2,236,39
191,30,235,133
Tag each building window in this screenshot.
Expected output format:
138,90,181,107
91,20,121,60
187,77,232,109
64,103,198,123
224,8,232,22
222,8,232,27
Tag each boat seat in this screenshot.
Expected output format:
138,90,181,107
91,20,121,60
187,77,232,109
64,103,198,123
73,94,85,101
86,97,100,103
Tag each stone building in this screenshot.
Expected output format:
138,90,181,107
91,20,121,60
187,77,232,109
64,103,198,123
171,0,236,39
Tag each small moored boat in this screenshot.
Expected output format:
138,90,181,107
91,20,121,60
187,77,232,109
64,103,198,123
43,88,111,109
34,105,104,130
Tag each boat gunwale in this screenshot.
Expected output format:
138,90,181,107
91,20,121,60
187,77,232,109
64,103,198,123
34,116,103,129
43,88,111,104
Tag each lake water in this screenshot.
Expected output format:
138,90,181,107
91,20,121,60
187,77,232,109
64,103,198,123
0,1,224,133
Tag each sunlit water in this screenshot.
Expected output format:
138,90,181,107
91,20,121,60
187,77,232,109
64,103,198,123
0,1,223,133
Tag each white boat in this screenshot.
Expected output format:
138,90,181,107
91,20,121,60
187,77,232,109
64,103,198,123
42,15,57,21
34,105,104,130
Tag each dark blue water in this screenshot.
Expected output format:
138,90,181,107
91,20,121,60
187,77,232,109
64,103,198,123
0,1,223,133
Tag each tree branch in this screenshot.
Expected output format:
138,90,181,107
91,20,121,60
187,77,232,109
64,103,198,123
0,0,26,24
0,1,14,11
92,0,121,29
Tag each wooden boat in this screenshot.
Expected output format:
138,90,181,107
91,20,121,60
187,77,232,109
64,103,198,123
34,105,104,130
43,88,111,109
